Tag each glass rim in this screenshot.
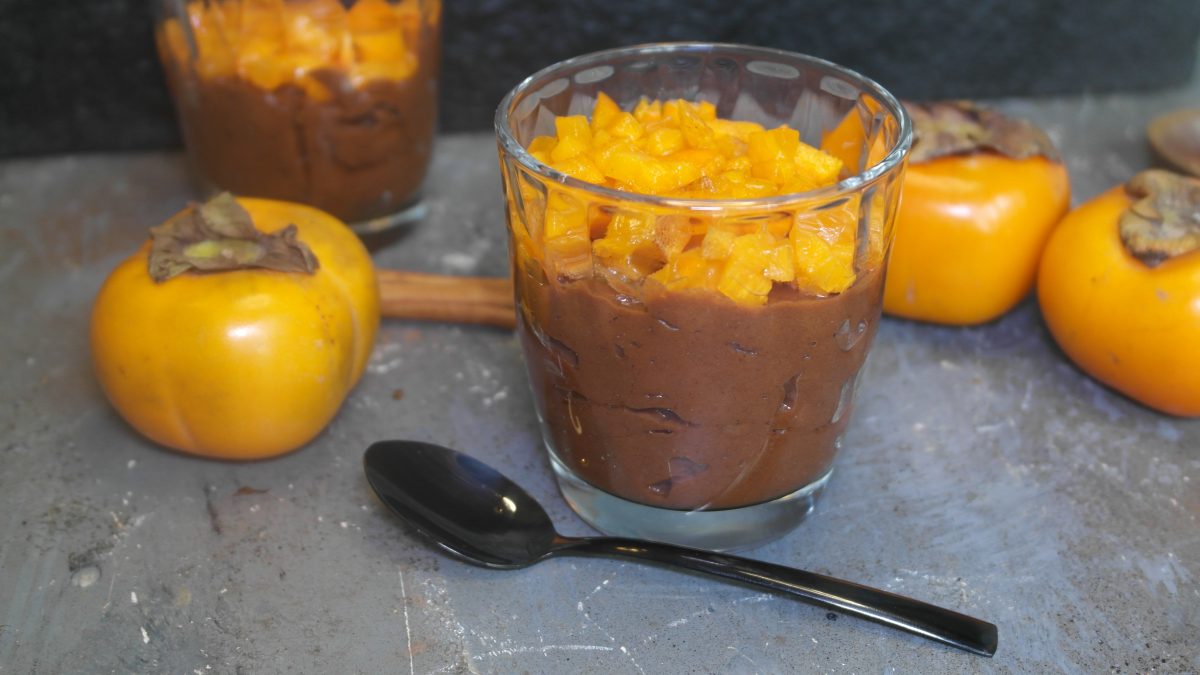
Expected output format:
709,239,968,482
495,41,912,212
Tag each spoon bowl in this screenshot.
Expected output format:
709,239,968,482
364,440,554,567
364,439,998,657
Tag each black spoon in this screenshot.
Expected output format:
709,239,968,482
363,440,998,657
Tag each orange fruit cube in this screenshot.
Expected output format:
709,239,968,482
591,92,621,130
518,93,854,304
348,0,399,32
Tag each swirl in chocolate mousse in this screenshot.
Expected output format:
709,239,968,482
516,265,883,511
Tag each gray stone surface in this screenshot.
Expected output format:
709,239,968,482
1,90,1198,672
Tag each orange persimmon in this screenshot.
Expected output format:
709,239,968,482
881,102,1070,325
1038,171,1200,416
91,195,380,459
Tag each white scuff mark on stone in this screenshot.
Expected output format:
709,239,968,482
1155,420,1182,442
727,645,757,666
368,357,406,375
912,422,925,432
1134,551,1191,596
482,386,510,408
440,236,493,274
127,459,137,469
573,573,645,674
102,569,118,610
367,340,407,375
141,626,150,644
732,593,774,605
583,577,612,602
339,521,348,529
398,568,416,675
939,359,959,371
469,644,614,661
1005,462,1031,480
441,251,479,273
1020,380,1035,411
71,565,100,588
131,591,138,604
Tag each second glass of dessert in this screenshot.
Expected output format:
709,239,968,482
156,0,441,234
497,44,911,550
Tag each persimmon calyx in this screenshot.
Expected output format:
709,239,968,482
1119,169,1200,267
906,101,1060,164
148,192,319,281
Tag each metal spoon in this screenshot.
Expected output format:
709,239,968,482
363,440,998,657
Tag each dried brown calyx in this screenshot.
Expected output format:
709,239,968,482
1118,170,1200,267
148,192,319,282
1147,108,1200,178
906,101,1061,164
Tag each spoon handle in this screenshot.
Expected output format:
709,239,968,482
554,536,997,657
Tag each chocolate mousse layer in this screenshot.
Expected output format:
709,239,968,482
517,266,884,511
163,38,439,224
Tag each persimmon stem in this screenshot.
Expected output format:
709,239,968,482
1119,170,1200,267
907,101,1059,164
148,193,319,281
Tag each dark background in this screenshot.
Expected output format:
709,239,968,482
2,0,1199,158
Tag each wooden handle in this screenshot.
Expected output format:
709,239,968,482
376,269,516,329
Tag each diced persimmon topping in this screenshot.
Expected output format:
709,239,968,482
158,0,434,99
527,94,863,305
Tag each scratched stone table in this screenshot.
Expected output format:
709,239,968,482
2,83,1199,673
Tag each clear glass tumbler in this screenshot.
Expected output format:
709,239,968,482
496,43,911,550
155,0,441,234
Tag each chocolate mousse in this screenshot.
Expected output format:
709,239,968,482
516,265,884,511
167,65,437,224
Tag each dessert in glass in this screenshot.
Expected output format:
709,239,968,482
155,0,441,234
496,44,911,550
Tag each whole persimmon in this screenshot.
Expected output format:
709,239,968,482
881,102,1070,325
1038,170,1200,416
91,194,379,459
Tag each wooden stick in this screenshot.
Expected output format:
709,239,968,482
376,269,516,329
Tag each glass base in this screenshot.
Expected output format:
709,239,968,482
548,451,831,552
349,197,428,240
